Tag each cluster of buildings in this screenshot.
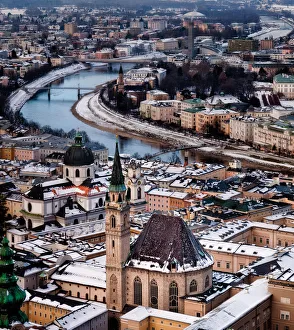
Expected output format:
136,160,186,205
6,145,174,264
3,138,294,330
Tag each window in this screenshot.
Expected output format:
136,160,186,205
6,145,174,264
75,169,80,177
77,292,80,298
66,168,69,176
190,279,197,293
217,261,221,268
281,297,290,304
28,202,32,212
266,238,269,245
134,277,142,305
98,198,103,207
280,311,290,320
110,274,117,305
112,240,115,248
111,215,116,228
196,312,201,317
150,279,158,309
260,238,263,243
137,187,142,199
226,262,230,269
87,168,91,177
205,275,209,288
169,281,178,313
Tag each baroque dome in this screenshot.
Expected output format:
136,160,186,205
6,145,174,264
64,133,94,166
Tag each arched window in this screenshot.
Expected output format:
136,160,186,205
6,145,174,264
85,293,89,300
98,198,103,207
123,214,128,228
205,275,209,288
137,187,141,199
75,169,80,177
110,274,117,305
77,292,80,298
111,215,116,228
94,295,97,301
69,290,72,296
99,214,104,220
74,219,79,225
150,279,158,309
190,279,197,293
66,168,69,176
87,168,91,177
169,281,178,313
28,202,32,212
28,219,32,230
134,276,142,305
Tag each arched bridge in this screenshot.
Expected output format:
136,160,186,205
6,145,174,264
148,145,201,159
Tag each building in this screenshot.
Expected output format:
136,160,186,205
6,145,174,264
229,116,257,142
64,22,77,35
139,100,182,123
147,19,167,31
106,143,214,326
156,38,179,51
125,159,146,215
252,121,294,154
21,133,106,229
228,39,259,53
273,73,294,99
187,21,195,59
181,108,203,130
196,109,238,135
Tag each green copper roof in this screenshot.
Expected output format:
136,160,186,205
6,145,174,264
274,74,294,83
109,141,126,192
0,237,28,328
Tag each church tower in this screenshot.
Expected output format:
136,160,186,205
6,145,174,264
106,142,130,312
117,64,124,94
125,160,146,215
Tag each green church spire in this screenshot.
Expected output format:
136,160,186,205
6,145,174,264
0,237,27,328
109,141,126,192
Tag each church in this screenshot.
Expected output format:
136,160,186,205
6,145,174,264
105,142,214,323
21,132,106,229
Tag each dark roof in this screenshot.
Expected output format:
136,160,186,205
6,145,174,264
109,142,126,192
63,133,94,166
127,214,213,271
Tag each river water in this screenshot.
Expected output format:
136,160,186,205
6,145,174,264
21,63,168,158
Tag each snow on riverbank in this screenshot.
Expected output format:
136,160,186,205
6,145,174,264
7,63,86,114
75,92,206,147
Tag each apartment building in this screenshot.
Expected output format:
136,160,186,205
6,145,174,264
273,73,294,99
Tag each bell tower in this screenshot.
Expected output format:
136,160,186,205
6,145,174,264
117,64,124,94
125,159,146,215
106,141,130,312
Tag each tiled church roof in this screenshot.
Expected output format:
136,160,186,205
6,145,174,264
126,214,213,272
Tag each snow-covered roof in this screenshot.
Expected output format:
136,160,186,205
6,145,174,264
51,261,106,288
186,278,271,330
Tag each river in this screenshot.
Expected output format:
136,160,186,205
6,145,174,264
21,63,170,158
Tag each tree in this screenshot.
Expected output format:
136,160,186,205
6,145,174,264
131,152,141,159
0,194,8,237
169,152,181,164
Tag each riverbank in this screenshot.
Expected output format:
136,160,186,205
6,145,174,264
72,88,294,172
70,93,169,147
7,63,87,114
